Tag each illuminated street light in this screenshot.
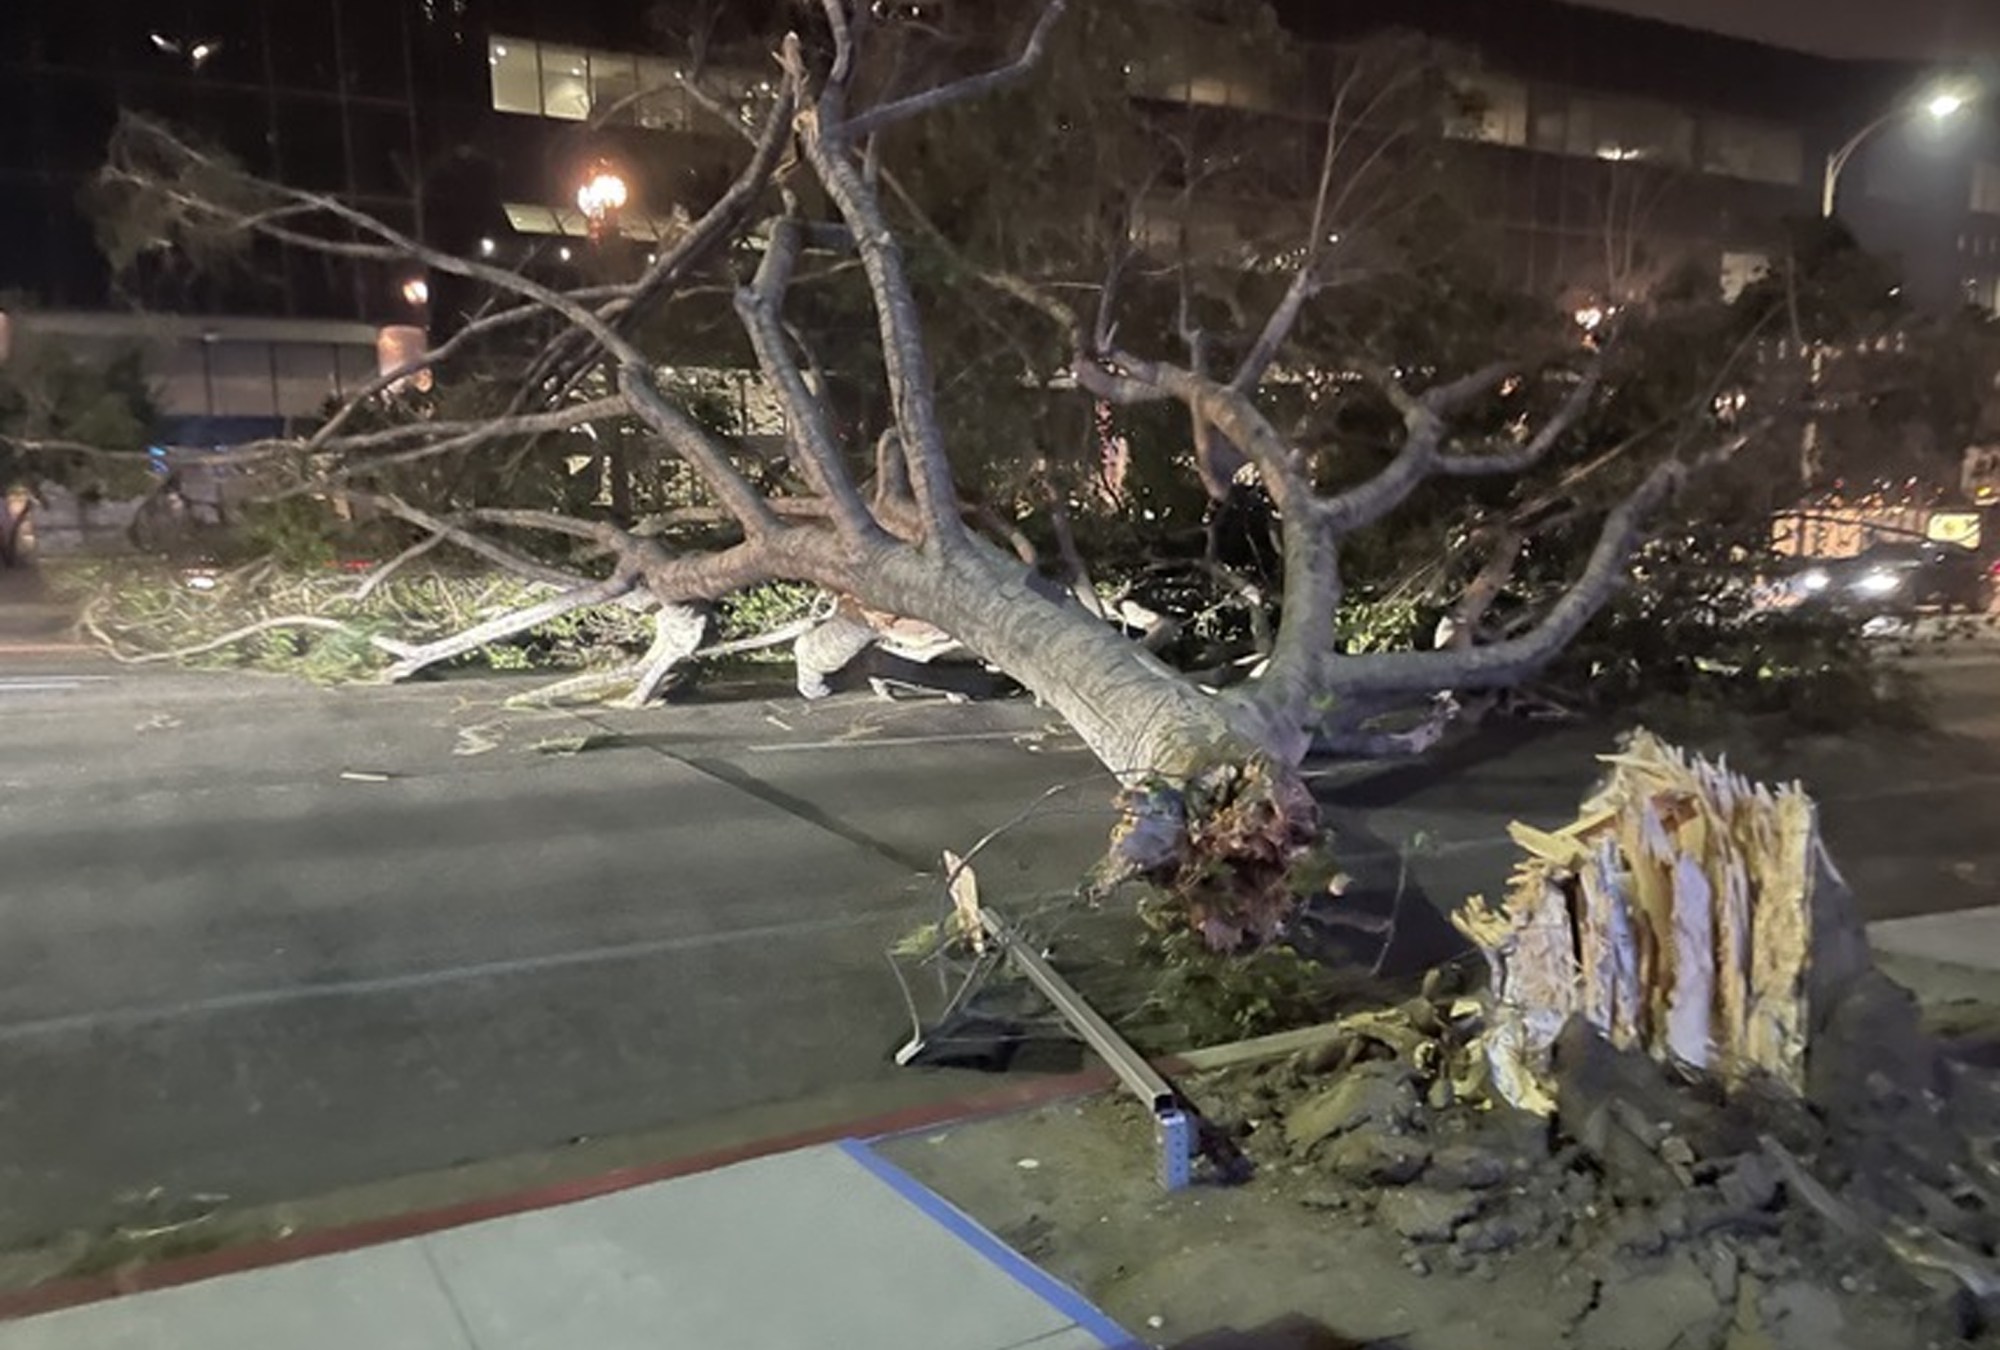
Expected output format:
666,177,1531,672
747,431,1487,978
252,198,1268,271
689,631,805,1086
576,162,630,243
1822,82,1978,218
400,277,429,307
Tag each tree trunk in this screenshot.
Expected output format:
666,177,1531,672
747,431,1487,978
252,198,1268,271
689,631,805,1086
856,545,1321,949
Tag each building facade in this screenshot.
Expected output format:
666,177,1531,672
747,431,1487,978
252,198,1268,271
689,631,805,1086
2,0,1996,442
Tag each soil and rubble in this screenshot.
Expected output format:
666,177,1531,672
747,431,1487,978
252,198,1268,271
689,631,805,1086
887,732,2000,1350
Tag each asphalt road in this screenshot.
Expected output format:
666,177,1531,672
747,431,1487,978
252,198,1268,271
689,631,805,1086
0,668,1114,1248
1,652,1996,1248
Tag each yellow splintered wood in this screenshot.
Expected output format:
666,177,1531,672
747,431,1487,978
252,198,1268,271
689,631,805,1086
1465,729,1822,1111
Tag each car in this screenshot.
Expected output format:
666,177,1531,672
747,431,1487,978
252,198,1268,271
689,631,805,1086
1790,540,1994,616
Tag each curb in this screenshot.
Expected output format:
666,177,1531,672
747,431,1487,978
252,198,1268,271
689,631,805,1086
0,1067,1124,1324
0,1015,1355,1325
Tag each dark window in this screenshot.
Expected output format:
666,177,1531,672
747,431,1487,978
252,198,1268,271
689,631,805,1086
348,107,415,197
274,99,349,193
337,0,414,101
268,0,339,92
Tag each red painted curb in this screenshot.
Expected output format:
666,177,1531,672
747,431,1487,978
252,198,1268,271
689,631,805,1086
0,1065,1150,1324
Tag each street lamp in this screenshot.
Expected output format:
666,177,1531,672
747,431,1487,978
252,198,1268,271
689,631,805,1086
1822,85,1975,218
576,162,630,243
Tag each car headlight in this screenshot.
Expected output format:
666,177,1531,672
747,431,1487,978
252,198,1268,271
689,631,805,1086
1851,570,1902,597
1799,568,1831,593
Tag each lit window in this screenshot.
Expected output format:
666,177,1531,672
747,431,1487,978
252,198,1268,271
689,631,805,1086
502,201,686,243
489,37,540,115
1562,96,1693,165
541,46,590,120
1702,118,1802,186
1445,73,1529,148
590,52,641,123
1973,162,2000,216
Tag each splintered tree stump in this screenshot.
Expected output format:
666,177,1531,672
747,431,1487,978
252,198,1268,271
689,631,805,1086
1455,730,1881,1114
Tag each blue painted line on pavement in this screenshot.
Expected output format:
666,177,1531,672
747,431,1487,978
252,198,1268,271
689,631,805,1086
837,1138,1143,1350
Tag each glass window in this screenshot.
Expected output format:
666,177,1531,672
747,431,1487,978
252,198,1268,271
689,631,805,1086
270,2,341,89
1563,96,1693,165
1702,118,1802,186
1974,163,2000,216
590,51,641,124
634,57,688,131
274,101,350,192
1446,73,1528,148
338,0,413,98
489,37,541,115
348,108,414,197
540,46,590,121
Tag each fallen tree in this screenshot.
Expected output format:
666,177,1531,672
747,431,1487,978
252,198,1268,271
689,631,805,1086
52,3,1755,947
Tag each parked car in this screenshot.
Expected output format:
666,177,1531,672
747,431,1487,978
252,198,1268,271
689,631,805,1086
1789,540,1994,616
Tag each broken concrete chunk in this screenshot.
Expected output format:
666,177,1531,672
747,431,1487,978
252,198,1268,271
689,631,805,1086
1323,1131,1430,1186
1574,1251,1727,1350
1427,1143,1512,1190
1717,1153,1784,1214
1282,1063,1418,1149
1378,1187,1483,1244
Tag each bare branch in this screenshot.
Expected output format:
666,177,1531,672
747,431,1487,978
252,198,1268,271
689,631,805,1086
1232,264,1320,394
347,530,448,603
355,495,591,590
1328,442,1741,698
1424,359,1522,415
378,569,643,683
1328,360,1600,531
620,368,785,537
839,0,1069,141
1434,364,1603,477
735,213,889,543
793,54,967,550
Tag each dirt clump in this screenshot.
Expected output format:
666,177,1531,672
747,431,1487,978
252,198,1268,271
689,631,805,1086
1185,970,2000,1349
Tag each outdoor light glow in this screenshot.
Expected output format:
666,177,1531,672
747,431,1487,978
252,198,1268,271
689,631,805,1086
577,170,629,218
1928,93,1967,120
1574,305,1606,332
1800,569,1831,594
558,246,573,262
479,237,496,257
400,278,429,306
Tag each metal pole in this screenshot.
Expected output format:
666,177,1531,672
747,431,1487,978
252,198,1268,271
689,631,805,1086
979,911,1196,1190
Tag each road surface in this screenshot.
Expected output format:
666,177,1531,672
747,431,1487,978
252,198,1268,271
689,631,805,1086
1,652,1996,1249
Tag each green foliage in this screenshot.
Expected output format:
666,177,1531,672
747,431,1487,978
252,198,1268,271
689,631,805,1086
0,318,159,497
1336,596,1425,655
718,581,823,640
1139,925,1332,1045
59,561,653,682
236,499,341,570
1546,527,1925,731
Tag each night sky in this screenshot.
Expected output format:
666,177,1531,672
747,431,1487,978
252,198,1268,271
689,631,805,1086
1567,0,2000,61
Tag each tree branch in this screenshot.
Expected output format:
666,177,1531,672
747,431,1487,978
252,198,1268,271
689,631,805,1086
735,212,890,544
1327,443,1738,698
1434,364,1603,477
354,494,591,590
378,568,643,682
839,0,1069,141
790,43,967,551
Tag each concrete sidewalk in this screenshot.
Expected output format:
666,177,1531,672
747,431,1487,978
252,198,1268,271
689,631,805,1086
0,1140,1136,1350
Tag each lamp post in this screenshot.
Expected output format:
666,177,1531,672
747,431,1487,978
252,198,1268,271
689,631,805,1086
576,162,630,243
1821,90,1970,219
